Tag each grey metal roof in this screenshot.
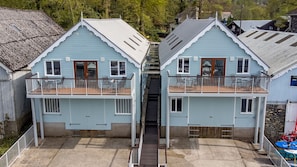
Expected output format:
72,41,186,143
0,7,65,72
238,29,297,77
30,18,150,69
159,19,213,67
159,18,269,71
84,18,150,66
233,20,272,32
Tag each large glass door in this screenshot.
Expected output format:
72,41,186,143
201,58,225,77
74,61,98,87
201,58,225,85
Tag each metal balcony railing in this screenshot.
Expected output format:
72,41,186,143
168,75,270,94
26,75,134,97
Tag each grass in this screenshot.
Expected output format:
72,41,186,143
0,136,19,156
0,123,32,157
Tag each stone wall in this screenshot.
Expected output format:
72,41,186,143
265,104,286,144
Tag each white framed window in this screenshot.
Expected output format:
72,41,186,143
177,57,190,74
45,60,61,76
170,97,182,113
110,61,126,76
290,76,297,86
241,98,253,113
43,99,60,114
237,58,249,74
116,99,131,114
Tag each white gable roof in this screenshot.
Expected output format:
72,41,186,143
30,18,150,68
159,18,269,71
239,29,297,79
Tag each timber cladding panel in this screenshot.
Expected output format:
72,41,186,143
188,126,233,139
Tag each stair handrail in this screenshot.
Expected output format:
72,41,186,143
157,89,167,166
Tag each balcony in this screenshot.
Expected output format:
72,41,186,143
168,75,269,96
26,75,134,98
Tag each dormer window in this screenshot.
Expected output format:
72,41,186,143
45,60,61,76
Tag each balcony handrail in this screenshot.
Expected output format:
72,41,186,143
26,75,135,97
167,75,270,94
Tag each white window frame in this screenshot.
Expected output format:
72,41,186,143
240,98,253,114
43,99,60,114
170,97,183,113
115,99,131,115
44,60,61,76
110,60,126,77
177,57,190,74
236,58,249,74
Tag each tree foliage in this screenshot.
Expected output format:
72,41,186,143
0,0,295,41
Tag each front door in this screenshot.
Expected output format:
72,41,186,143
74,61,98,88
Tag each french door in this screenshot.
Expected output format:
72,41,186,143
74,61,98,88
201,58,226,85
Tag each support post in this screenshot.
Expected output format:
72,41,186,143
259,96,267,150
131,97,136,147
254,97,261,144
31,99,38,147
166,96,170,148
40,99,44,139
131,73,136,147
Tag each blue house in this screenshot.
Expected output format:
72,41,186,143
159,18,270,149
239,29,297,135
26,18,150,146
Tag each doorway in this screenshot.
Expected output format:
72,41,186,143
201,58,225,85
74,61,98,88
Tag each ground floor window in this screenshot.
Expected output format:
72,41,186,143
116,99,131,114
43,99,60,114
170,97,182,113
241,98,253,113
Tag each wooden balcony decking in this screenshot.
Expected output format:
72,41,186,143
168,75,269,95
169,85,268,94
26,76,134,98
29,87,131,96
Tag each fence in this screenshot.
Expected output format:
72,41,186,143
263,136,291,167
0,126,34,167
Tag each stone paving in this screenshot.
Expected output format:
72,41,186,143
11,137,274,167
166,138,274,167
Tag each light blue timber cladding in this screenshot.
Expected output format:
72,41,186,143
166,96,260,128
34,99,132,130
31,26,142,129
188,97,234,126
161,27,265,127
32,27,137,79
268,68,297,103
165,27,263,76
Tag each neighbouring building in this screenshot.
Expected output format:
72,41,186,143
227,20,275,35
0,7,64,138
288,8,297,33
239,29,297,137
